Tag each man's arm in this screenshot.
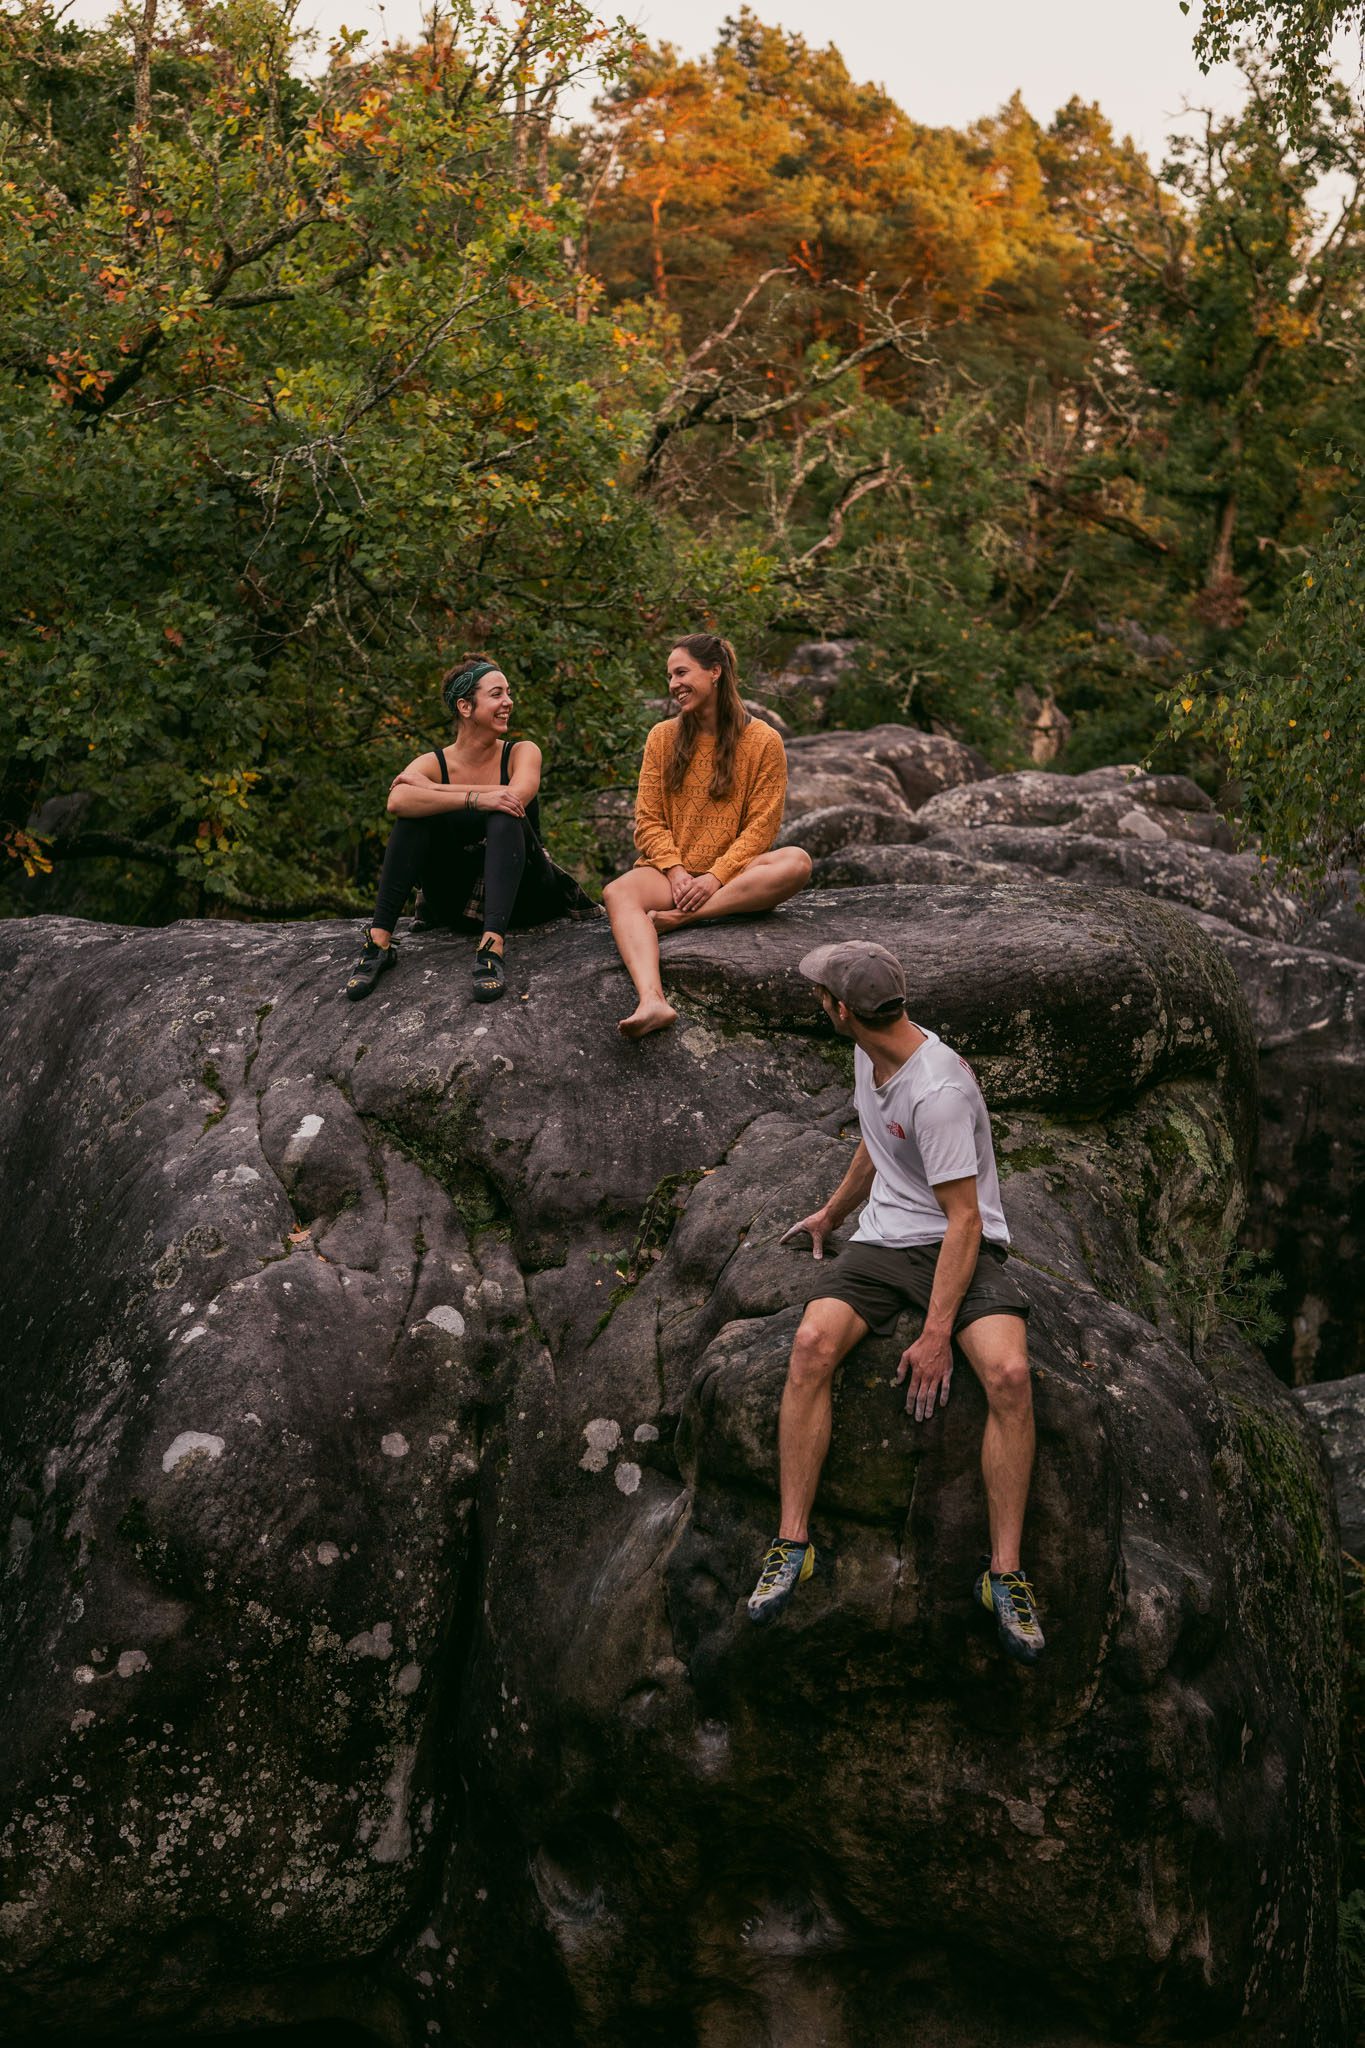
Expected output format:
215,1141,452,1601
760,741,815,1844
780,1139,875,1260
897,1175,982,1420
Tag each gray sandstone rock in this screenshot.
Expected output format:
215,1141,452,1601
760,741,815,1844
1293,1376,1365,1558
777,802,926,860
913,770,1236,850
803,747,1365,1384
821,830,1310,945
784,724,990,822
0,888,1343,2046
1188,918,1365,1387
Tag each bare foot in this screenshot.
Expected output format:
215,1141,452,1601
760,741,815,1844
648,907,690,935
619,997,678,1040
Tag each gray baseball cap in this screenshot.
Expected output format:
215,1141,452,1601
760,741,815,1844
798,940,906,1014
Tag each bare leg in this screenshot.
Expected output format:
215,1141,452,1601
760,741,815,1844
602,867,678,1038
777,1298,871,1541
477,932,504,956
650,846,813,932
955,1314,1034,1573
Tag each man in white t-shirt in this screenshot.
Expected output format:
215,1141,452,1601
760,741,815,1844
746,940,1044,1663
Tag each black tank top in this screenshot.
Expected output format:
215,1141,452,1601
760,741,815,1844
430,738,541,836
429,738,516,786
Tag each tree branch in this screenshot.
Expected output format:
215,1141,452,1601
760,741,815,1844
670,264,795,393
217,243,374,311
46,830,182,869
795,456,903,564
43,831,363,917
640,314,932,486
1029,476,1171,557
71,203,350,423
0,80,76,214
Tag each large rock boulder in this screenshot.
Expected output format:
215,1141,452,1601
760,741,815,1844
808,739,1365,1384
912,767,1237,850
0,894,1343,2046
779,725,991,854
1293,1376,1365,1559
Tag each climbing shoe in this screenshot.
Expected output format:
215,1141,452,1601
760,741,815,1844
345,929,396,1002
973,1560,1045,1664
472,945,505,1003
746,1537,815,1623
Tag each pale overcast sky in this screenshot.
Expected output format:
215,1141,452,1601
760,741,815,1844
304,0,1248,156
67,0,1365,159
65,0,1263,157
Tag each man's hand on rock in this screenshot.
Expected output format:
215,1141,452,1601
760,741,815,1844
897,1330,954,1421
780,1208,834,1260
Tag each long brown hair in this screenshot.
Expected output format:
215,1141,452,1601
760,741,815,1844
665,633,748,801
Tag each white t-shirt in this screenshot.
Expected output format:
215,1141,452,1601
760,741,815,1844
851,1028,1010,1249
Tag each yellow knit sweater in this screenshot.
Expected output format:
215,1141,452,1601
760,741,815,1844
633,716,788,885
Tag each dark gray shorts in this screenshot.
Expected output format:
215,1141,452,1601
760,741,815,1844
810,1239,1029,1339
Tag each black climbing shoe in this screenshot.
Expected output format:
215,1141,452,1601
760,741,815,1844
345,930,396,1002
473,946,505,1003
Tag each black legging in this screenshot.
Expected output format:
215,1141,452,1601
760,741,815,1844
372,809,530,937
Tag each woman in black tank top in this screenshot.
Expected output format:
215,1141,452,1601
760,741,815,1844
345,655,595,1004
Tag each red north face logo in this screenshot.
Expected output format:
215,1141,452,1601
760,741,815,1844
886,1120,907,1140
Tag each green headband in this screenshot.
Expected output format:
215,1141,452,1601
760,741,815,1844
442,659,498,715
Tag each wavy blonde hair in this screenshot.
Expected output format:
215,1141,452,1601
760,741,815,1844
665,633,747,801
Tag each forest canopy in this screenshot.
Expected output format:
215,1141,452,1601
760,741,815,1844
2,0,1361,918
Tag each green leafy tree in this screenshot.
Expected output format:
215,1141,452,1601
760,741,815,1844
1173,11,1365,874
1031,69,1365,767
0,0,695,917
8,2,1365,914
1190,0,1365,103
1172,503,1365,881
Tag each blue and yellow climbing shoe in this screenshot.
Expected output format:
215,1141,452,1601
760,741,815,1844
974,1561,1045,1664
746,1537,814,1623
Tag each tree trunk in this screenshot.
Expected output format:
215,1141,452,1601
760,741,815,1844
650,192,668,302
125,0,157,229
535,111,551,197
1209,486,1238,590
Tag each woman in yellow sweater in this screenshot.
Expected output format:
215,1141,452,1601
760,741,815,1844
603,634,812,1038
